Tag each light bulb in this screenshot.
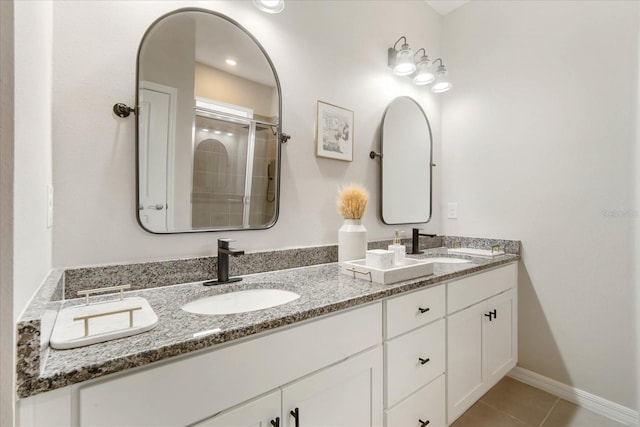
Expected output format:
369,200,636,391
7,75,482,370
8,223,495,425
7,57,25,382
413,59,435,85
431,64,452,93
253,0,285,13
393,44,416,76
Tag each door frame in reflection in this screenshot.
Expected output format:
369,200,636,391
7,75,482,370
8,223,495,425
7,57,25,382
138,80,177,232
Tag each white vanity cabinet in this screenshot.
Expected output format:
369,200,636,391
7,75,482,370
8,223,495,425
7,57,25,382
446,263,518,424
383,285,447,427
197,346,382,427
19,261,520,427
74,303,382,427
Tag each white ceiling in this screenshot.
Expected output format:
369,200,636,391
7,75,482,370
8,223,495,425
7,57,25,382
425,0,469,15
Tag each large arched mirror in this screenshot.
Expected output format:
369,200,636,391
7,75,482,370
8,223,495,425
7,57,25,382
380,97,433,224
136,9,282,233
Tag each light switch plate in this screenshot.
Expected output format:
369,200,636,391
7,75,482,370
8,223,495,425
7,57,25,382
47,184,54,228
447,203,458,219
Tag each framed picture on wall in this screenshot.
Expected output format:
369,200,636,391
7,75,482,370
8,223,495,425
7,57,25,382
315,101,354,162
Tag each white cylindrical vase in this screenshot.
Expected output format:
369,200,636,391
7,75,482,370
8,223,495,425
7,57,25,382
338,219,367,262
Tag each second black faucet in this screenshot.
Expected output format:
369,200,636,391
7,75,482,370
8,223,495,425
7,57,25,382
411,228,437,255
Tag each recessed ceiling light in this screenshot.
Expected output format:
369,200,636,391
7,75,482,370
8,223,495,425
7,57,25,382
253,0,285,14
227,133,234,136
225,59,237,66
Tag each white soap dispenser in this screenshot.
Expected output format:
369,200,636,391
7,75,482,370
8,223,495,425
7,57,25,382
388,230,406,266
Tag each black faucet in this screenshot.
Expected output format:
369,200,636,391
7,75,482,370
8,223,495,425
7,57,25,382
411,228,437,255
204,239,245,286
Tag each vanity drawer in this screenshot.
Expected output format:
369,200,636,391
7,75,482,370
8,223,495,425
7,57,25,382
385,318,445,407
447,263,517,314
385,284,445,339
385,374,445,427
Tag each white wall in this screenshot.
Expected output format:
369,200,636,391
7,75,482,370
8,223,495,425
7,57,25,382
51,0,442,267
13,1,53,320
441,0,638,409
0,0,14,424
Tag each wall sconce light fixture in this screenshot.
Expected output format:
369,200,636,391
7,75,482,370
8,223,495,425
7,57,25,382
253,0,285,13
388,36,416,76
431,58,453,93
388,36,452,93
413,48,435,86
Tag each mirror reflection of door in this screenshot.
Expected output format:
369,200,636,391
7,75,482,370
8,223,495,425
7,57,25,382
138,82,177,232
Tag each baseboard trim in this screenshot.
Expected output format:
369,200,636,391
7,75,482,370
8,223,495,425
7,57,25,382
508,367,638,426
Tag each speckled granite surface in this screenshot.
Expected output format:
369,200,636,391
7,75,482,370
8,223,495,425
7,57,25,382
443,236,520,254
61,235,486,299
63,245,341,299
16,238,520,399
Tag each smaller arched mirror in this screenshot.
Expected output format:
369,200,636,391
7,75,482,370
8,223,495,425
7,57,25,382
380,97,433,224
136,9,283,233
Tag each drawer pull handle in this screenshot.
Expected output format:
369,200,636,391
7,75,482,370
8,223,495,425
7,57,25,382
290,408,299,427
270,417,280,427
418,307,430,314
492,309,497,319
419,419,430,426
485,309,498,321
418,357,430,365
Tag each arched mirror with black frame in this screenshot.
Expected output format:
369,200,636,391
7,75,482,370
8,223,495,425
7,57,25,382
134,8,284,233
379,96,433,224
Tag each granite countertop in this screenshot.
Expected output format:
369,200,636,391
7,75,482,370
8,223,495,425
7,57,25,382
17,247,519,399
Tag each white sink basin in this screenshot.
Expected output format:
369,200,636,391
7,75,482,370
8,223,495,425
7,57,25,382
448,248,505,257
182,289,300,315
424,257,471,264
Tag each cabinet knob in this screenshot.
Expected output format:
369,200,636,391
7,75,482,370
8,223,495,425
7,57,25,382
418,357,430,365
419,419,431,426
270,417,280,427
418,307,430,314
290,408,300,427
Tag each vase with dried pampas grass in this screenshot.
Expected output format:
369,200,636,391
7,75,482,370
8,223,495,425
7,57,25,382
337,185,369,262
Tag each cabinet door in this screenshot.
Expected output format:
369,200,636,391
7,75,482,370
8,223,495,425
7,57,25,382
282,346,383,427
484,289,517,388
447,302,486,424
194,390,280,427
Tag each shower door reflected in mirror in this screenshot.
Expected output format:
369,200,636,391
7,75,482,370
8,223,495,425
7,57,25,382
136,9,282,233
191,100,277,229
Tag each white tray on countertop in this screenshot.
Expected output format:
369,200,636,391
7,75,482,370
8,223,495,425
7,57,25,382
448,247,505,257
50,296,158,350
341,258,434,285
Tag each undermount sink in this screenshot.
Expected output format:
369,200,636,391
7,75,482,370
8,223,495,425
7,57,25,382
424,257,471,264
182,288,301,315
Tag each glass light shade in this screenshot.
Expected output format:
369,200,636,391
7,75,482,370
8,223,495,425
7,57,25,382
413,61,435,85
393,45,416,76
253,0,285,13
431,70,452,93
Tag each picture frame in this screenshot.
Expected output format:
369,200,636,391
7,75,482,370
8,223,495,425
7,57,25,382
315,101,354,162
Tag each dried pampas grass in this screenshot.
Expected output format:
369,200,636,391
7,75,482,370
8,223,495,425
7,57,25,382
337,185,368,219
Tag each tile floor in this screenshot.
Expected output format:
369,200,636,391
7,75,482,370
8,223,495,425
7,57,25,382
451,376,627,427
